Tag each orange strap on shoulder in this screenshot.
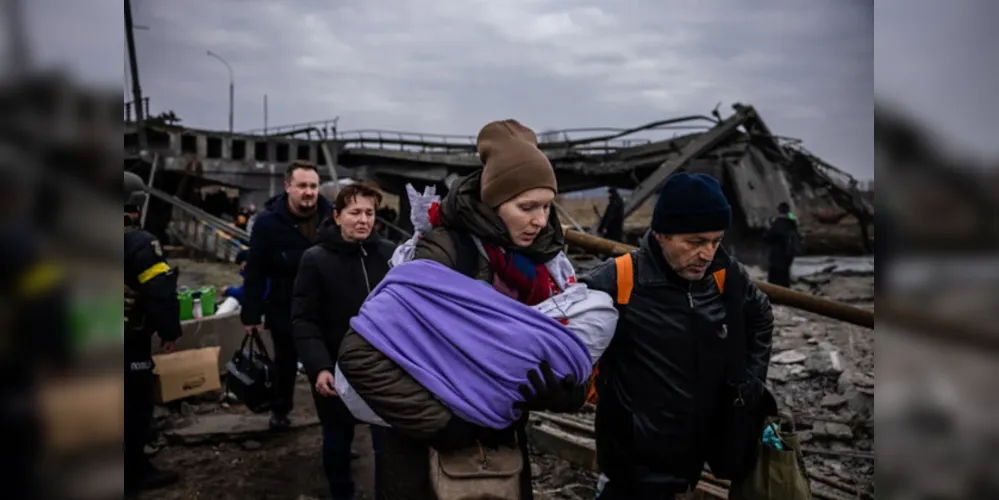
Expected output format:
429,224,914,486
712,268,726,294
587,253,635,406
585,363,600,405
587,262,726,408
614,253,634,305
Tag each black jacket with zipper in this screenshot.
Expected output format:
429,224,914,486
241,193,333,332
291,218,396,381
581,232,774,493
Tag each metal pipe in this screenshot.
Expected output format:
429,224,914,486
561,228,875,329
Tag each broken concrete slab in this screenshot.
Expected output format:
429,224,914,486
807,349,845,376
772,350,808,364
838,371,876,392
813,421,854,441
164,413,320,445
820,394,848,408
845,387,875,419
526,422,597,472
768,366,790,383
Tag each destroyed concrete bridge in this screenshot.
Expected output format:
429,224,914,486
125,103,873,262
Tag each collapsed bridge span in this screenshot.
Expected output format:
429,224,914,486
125,103,873,265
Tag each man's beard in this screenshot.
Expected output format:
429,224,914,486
294,200,316,214
288,194,316,213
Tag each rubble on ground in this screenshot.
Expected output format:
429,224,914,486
548,259,876,496
144,257,874,498
531,451,598,500
759,263,876,493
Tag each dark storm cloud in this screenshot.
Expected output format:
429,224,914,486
43,0,875,178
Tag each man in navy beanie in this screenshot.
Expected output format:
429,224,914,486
582,172,775,499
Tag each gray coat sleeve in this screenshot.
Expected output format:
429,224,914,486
579,257,619,298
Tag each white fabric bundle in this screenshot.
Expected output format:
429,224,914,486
341,183,619,426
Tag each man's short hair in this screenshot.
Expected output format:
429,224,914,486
285,160,318,182
335,183,383,213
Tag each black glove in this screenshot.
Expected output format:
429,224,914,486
514,361,588,413
428,414,484,452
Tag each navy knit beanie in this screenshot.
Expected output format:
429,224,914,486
650,173,732,234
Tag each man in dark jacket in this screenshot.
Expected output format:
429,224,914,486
597,187,625,242
764,201,802,288
582,173,774,499
123,172,183,493
241,161,333,429
292,183,394,500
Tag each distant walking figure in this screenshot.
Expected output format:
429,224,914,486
764,202,803,288
597,187,625,242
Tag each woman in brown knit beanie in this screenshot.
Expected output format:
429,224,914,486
336,119,587,500
477,119,559,247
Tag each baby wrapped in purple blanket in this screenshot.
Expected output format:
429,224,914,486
346,259,593,429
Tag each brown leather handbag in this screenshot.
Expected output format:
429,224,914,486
429,437,523,500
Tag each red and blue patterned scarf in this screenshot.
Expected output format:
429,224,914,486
428,199,557,306
482,244,556,306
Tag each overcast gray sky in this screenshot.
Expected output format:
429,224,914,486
874,0,999,164
34,0,876,179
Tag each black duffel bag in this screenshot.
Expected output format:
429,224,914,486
225,329,275,413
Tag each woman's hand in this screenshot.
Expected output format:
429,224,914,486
315,370,338,397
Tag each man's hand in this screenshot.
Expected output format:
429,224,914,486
244,324,262,335
315,370,337,397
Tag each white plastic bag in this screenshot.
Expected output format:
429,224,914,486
334,364,390,427
544,251,577,290
215,296,240,315
389,184,441,267
532,283,618,362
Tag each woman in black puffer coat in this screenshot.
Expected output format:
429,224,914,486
292,183,395,500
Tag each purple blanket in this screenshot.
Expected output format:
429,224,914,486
349,259,592,429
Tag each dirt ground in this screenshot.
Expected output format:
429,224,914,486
139,380,378,500
155,255,874,499
145,428,376,500
138,377,593,500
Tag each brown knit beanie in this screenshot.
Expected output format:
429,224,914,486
477,119,558,208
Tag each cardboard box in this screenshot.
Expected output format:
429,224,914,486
39,374,125,454
152,346,222,403
157,310,275,375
